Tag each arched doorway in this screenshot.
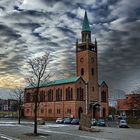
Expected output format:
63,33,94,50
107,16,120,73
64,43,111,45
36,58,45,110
78,107,83,119
92,103,100,118
103,108,106,118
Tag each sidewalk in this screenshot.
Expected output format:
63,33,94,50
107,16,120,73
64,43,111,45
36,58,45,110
129,124,140,129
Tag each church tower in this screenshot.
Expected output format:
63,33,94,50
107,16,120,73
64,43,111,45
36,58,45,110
76,11,99,111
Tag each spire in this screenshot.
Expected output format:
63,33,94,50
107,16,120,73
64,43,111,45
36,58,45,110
95,38,97,46
95,38,97,52
82,11,91,32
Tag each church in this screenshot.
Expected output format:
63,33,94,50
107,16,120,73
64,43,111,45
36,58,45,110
24,12,109,120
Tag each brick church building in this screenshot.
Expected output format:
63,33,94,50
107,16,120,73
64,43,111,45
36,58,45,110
24,12,109,120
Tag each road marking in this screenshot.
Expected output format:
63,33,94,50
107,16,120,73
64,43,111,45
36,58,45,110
20,125,109,140
40,135,47,138
1,136,13,140
0,134,20,140
38,128,109,140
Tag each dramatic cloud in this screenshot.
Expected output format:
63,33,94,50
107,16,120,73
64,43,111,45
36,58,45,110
0,0,140,96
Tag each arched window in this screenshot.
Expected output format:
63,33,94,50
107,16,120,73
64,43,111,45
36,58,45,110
40,90,45,102
92,86,94,92
51,90,53,101
71,88,73,100
56,89,58,101
66,89,68,100
81,68,84,76
81,88,84,100
101,91,107,102
92,68,94,75
66,87,73,101
91,57,94,62
77,87,84,101
48,89,53,102
26,92,30,103
56,88,62,101
103,108,106,118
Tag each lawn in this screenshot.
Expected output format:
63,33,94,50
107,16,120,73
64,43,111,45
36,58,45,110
0,111,17,117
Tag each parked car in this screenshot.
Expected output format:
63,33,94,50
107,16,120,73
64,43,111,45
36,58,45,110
37,118,45,125
71,118,80,125
119,119,129,128
91,118,97,126
63,118,73,124
56,118,64,124
97,119,106,126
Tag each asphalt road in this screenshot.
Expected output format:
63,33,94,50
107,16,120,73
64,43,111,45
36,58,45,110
0,120,140,140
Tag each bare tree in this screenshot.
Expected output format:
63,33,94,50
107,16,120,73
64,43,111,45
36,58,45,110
26,53,51,135
12,87,24,124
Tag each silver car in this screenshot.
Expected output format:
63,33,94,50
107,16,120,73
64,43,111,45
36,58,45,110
119,120,129,128
56,118,64,124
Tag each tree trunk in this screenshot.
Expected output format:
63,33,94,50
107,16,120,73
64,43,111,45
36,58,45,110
18,109,20,124
18,99,22,124
34,100,37,134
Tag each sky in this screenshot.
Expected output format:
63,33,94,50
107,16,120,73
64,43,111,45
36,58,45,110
0,0,140,97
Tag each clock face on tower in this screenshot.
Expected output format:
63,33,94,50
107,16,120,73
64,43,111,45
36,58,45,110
80,58,84,63
91,57,94,62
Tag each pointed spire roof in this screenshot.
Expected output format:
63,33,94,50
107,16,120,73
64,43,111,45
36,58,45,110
82,11,91,32
95,38,97,45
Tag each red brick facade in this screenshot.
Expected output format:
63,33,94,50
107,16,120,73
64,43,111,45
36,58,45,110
24,12,109,120
117,94,140,111
99,82,109,118
24,78,86,120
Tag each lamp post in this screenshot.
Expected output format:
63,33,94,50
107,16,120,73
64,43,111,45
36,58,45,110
85,81,88,114
99,87,102,118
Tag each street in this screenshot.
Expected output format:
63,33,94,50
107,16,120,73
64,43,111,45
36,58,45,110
0,119,140,140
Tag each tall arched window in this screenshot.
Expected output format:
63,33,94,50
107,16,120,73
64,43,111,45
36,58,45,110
66,89,68,100
48,89,53,102
77,87,84,101
39,90,45,102
101,91,107,102
92,68,94,75
66,87,73,101
71,88,73,100
56,88,62,101
26,92,30,103
81,68,84,76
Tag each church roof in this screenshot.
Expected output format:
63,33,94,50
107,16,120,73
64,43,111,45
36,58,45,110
82,11,91,32
100,81,108,88
26,76,81,89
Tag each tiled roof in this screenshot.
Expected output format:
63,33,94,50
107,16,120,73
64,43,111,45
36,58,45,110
26,76,80,89
117,99,129,110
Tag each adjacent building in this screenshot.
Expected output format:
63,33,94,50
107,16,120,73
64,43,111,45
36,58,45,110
117,94,140,118
24,12,109,120
0,98,17,111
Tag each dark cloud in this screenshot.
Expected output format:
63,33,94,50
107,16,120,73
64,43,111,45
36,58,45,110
97,16,140,93
0,6,5,11
0,24,21,40
0,0,140,94
15,23,41,31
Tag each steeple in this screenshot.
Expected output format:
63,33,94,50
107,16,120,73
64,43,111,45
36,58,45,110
76,11,99,108
95,38,97,52
82,11,91,32
81,11,91,42
95,38,97,46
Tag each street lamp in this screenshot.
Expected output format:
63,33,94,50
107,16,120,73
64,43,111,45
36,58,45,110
85,81,88,114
